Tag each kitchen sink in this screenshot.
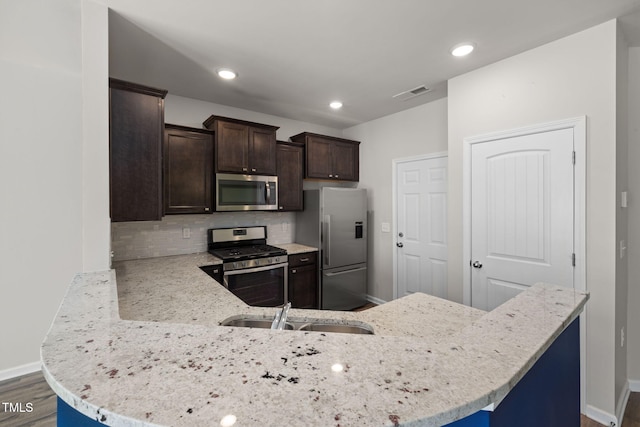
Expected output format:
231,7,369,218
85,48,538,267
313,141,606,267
220,315,374,335
220,317,293,330
297,322,373,334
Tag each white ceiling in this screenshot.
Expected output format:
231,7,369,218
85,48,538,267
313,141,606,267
105,0,640,129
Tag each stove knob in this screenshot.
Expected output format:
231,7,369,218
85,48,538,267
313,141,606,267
242,261,248,268
255,259,261,265
233,262,239,269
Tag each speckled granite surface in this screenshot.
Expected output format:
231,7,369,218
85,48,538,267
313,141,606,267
274,242,317,255
41,252,588,427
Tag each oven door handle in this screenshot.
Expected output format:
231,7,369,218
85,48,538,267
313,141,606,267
223,262,288,276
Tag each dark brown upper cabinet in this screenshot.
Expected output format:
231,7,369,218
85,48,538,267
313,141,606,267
109,78,167,222
164,124,214,215
276,141,304,211
289,132,360,181
203,115,279,175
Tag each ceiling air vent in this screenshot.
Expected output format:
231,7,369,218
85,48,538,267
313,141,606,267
392,85,432,101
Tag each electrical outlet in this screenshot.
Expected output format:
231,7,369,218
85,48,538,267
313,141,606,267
182,227,191,239
381,222,391,233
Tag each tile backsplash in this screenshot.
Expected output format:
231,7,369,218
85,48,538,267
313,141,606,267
111,212,296,262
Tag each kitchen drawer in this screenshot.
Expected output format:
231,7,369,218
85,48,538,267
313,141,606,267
288,252,317,268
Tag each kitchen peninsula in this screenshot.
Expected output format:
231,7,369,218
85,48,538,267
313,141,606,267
41,253,588,426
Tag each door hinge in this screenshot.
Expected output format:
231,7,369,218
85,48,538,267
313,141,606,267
572,253,576,267
572,151,576,165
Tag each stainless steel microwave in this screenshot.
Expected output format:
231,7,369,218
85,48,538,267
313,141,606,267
215,173,278,211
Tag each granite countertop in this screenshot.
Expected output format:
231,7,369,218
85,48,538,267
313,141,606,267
41,252,588,427
275,242,317,255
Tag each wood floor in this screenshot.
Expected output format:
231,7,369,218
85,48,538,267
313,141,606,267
1,371,639,426
0,371,56,427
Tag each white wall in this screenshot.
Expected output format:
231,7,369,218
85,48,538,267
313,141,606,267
0,0,110,377
0,0,83,374
82,0,111,272
343,99,448,301
448,20,621,421
164,94,344,142
627,47,640,387
614,24,629,413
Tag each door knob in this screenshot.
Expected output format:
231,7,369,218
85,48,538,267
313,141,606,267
472,261,483,269
397,242,404,248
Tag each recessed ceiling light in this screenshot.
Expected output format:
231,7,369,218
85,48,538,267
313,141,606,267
329,101,343,110
450,43,475,57
217,68,237,80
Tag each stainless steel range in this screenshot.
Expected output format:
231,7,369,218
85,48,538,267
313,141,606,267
207,226,288,307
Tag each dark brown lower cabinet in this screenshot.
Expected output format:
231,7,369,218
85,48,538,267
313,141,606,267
163,124,214,214
288,252,318,309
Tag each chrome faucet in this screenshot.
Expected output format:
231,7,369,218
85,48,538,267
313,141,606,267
271,302,291,330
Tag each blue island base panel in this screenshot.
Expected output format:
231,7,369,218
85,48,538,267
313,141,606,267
57,397,107,427
445,318,580,427
56,318,580,427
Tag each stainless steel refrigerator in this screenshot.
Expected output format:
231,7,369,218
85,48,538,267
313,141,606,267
295,187,367,310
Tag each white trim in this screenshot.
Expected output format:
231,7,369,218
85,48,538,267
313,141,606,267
585,404,618,427
0,361,41,382
615,380,630,426
462,116,587,410
366,295,387,306
391,151,448,301
629,379,640,392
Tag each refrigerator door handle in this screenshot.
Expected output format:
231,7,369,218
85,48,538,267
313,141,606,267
324,267,367,277
324,214,331,266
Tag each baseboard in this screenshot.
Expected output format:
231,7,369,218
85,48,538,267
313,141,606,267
585,404,617,426
615,381,631,426
0,361,41,382
366,295,387,305
629,378,640,392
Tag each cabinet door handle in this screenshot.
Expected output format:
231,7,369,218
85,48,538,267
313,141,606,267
299,258,309,262
335,175,339,178
242,167,248,172
329,174,333,178
204,207,210,212
251,168,257,172
291,269,297,274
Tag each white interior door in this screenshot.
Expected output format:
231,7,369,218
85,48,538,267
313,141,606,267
470,128,575,311
396,155,448,299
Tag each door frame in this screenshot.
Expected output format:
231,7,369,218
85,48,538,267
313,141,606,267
392,151,448,300
462,116,586,410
